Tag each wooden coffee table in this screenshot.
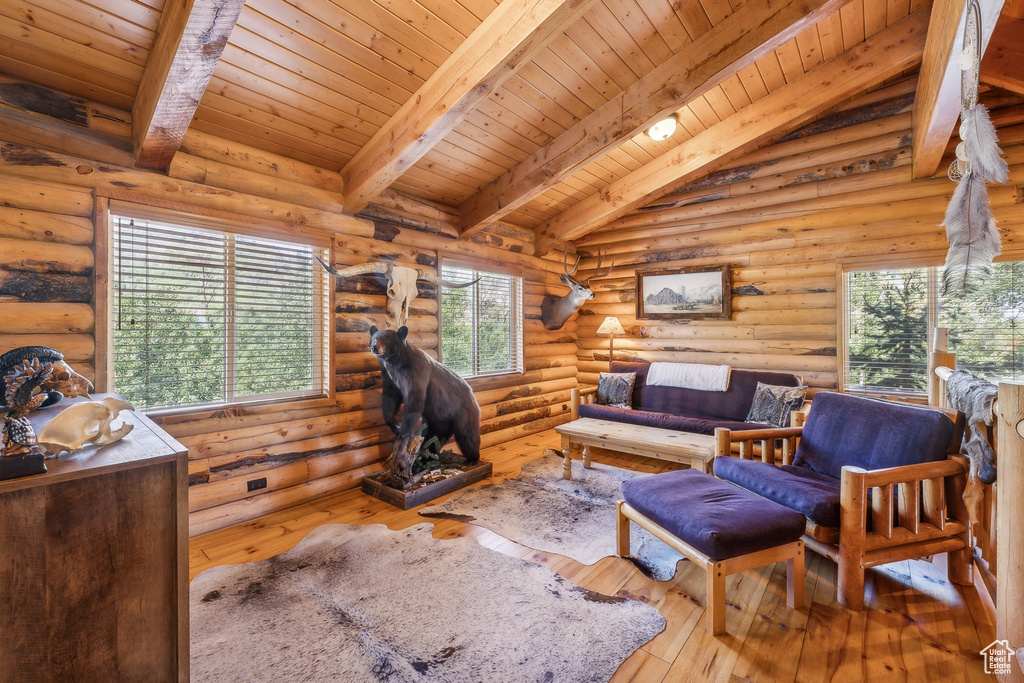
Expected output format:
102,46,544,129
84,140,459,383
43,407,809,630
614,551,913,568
554,418,716,480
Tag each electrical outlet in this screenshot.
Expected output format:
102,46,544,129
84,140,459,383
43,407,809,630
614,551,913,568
247,477,268,492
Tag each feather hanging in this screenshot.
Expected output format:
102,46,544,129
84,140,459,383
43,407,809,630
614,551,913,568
940,0,1005,297
960,104,1008,183
941,173,1002,295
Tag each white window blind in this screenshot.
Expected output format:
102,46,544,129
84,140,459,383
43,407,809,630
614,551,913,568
844,261,1023,394
938,260,1023,381
112,214,330,411
440,265,523,379
846,267,930,393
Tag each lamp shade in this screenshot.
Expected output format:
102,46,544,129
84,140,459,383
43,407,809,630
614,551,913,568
596,316,625,335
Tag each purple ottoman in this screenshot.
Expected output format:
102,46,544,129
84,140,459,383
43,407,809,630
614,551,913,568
617,469,807,635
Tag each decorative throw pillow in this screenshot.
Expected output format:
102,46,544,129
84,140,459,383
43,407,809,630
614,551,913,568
596,372,636,409
745,382,807,428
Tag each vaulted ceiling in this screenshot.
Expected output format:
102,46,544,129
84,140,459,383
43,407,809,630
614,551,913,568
1,0,1022,254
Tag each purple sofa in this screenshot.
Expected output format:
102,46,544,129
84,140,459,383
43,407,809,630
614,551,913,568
576,361,803,435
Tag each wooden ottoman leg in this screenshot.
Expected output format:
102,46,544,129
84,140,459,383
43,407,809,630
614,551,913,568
706,559,726,635
787,541,806,609
561,434,573,480
615,501,631,557
582,444,592,469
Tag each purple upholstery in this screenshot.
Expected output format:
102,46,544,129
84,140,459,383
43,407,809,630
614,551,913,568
577,403,773,435
713,457,841,527
610,361,802,422
620,469,806,561
792,392,956,480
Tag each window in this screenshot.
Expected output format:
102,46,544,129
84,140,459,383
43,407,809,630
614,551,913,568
112,212,330,411
844,260,1023,394
440,264,523,378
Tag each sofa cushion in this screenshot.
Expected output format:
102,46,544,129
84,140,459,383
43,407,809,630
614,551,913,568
745,382,808,427
620,469,807,561
577,403,772,435
596,372,636,408
610,361,801,422
792,392,955,479
713,457,841,527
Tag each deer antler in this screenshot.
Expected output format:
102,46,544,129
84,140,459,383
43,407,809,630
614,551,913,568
563,249,581,277
585,250,614,285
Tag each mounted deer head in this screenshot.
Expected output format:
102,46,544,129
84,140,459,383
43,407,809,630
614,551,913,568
539,250,614,330
317,257,476,328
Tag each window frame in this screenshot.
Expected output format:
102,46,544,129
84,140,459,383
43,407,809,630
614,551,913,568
838,250,1024,398
438,258,525,381
100,199,335,416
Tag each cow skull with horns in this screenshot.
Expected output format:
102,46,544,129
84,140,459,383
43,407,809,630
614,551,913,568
540,250,614,330
317,257,477,328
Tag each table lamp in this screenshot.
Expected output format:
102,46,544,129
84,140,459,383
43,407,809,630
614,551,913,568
596,316,625,366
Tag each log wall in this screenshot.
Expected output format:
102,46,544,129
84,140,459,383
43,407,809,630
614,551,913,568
574,80,1024,392
0,82,576,536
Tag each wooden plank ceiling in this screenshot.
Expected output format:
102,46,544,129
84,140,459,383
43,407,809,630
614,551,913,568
1,0,1022,253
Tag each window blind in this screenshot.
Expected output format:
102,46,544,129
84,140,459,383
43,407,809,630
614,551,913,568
845,267,930,393
440,265,523,378
844,261,1023,394
938,260,1023,382
112,214,330,410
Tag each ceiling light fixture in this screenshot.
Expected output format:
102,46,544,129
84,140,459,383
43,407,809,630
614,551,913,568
647,114,678,141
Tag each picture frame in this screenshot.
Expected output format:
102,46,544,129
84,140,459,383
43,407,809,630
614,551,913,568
635,265,731,320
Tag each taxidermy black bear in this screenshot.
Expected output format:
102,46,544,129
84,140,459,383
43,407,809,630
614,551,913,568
369,326,481,467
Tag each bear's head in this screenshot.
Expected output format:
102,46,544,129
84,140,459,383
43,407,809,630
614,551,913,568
369,325,409,361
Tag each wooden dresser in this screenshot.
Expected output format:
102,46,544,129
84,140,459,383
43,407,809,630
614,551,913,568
0,395,189,682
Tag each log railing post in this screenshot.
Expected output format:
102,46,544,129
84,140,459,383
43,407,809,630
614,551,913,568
996,382,1024,683
929,350,956,406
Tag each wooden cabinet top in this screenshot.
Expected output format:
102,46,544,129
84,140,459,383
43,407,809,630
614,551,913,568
0,394,187,494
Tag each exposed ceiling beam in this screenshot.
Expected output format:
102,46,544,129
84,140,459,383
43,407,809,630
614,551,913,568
981,16,1024,96
911,0,1005,180
340,0,597,215
458,0,854,239
132,0,244,171
532,8,931,256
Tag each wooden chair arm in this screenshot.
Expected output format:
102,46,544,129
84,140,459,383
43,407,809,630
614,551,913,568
714,426,804,465
570,386,598,420
843,457,965,489
840,455,969,556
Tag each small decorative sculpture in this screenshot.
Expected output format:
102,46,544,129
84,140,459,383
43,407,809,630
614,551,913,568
35,397,135,457
0,346,93,410
368,326,480,489
1,358,54,457
317,257,477,328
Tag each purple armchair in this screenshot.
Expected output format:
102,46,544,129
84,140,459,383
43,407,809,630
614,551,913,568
713,391,969,609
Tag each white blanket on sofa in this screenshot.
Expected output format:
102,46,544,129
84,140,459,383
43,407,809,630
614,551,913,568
645,362,731,391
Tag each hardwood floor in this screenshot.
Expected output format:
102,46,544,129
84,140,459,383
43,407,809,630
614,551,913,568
190,429,994,682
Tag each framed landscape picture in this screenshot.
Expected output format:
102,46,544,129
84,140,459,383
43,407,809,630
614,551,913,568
635,265,731,320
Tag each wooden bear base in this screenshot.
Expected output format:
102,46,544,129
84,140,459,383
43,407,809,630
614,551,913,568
362,461,492,510
0,453,47,481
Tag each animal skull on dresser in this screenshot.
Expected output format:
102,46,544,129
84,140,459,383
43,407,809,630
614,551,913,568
540,250,614,330
317,257,477,328
36,397,135,457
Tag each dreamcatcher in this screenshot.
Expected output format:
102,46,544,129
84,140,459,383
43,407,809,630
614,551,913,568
941,0,1009,295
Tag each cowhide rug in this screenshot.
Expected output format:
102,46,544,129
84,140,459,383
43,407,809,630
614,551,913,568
421,453,686,581
191,522,665,682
